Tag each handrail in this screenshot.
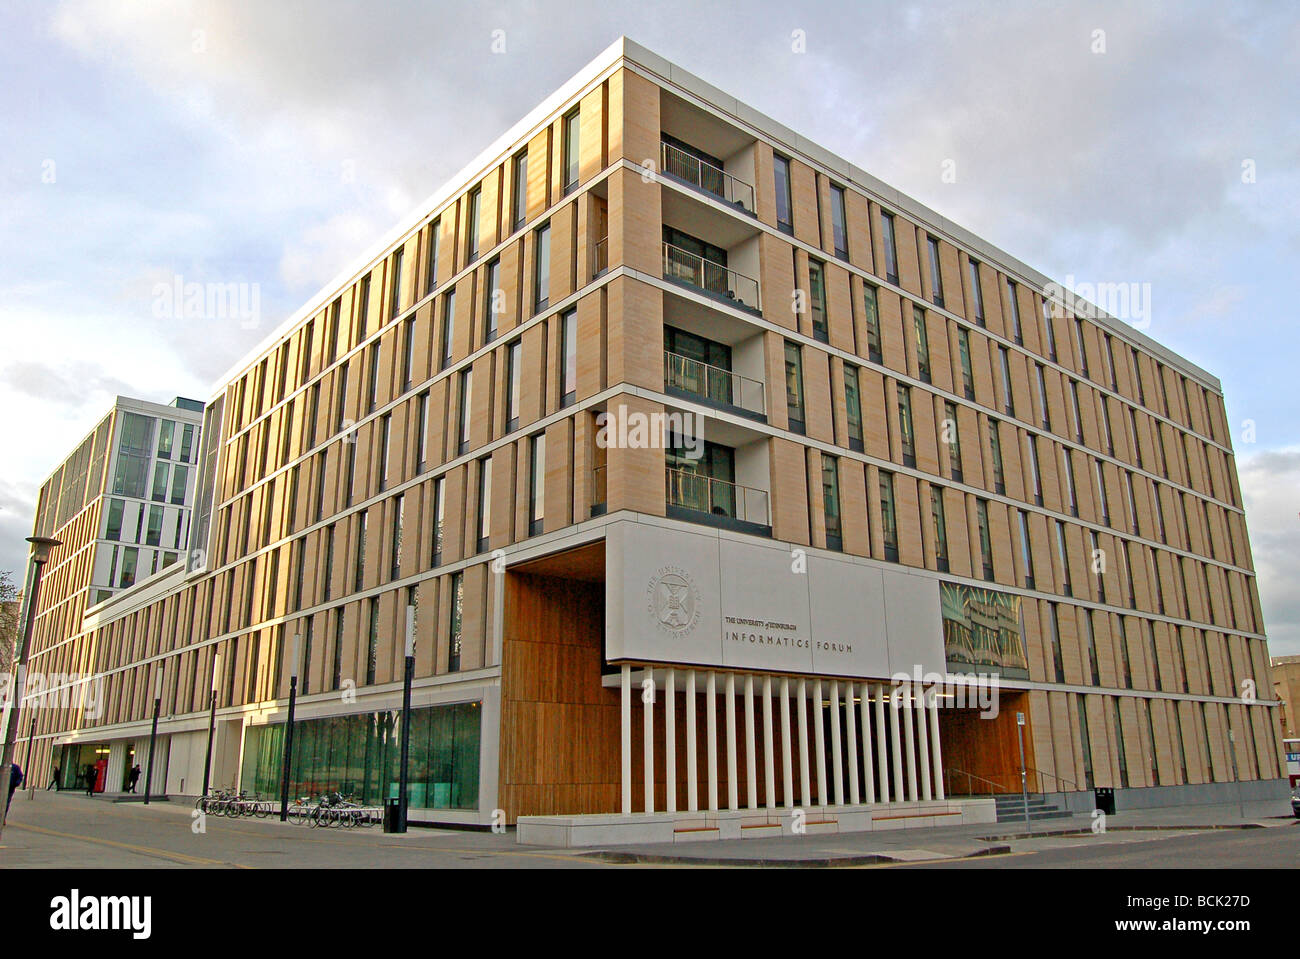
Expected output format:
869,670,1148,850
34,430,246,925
944,767,1014,795
591,236,608,278
662,242,761,312
664,350,765,415
660,141,755,214
1026,765,1084,793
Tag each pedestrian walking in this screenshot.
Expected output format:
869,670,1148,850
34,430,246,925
5,762,23,816
48,765,61,790
128,764,142,793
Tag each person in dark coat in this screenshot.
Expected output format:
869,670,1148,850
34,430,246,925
128,764,142,793
5,762,23,815
48,765,61,790
84,763,97,796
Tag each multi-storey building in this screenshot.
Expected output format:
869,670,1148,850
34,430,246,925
17,39,1285,837
19,395,203,789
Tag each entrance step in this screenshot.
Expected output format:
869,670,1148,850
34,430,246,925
993,794,1074,823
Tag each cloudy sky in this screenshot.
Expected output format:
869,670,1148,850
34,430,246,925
1,0,1295,652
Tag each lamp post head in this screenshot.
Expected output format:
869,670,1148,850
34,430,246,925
26,536,61,565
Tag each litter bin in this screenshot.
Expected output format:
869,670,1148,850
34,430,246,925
383,798,405,833
1094,786,1115,816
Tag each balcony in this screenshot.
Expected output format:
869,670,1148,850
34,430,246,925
664,350,765,421
665,467,770,536
592,235,608,278
663,242,760,314
590,464,607,517
660,140,755,216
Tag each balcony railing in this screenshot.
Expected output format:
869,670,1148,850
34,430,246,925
664,350,765,418
592,235,608,278
663,242,760,313
666,467,769,528
660,141,755,215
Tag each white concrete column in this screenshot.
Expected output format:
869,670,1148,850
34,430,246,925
859,682,876,804
813,679,827,807
780,677,793,810
888,685,904,803
643,666,655,814
686,671,698,812
725,673,738,811
929,685,946,800
797,678,810,807
845,684,860,805
874,685,889,803
902,681,918,802
763,675,776,811
621,665,631,815
829,681,844,805
916,679,932,801
665,668,676,814
744,674,757,809
706,671,718,812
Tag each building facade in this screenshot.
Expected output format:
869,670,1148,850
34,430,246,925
17,39,1286,829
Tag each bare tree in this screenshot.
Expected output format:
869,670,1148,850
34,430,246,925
0,571,19,675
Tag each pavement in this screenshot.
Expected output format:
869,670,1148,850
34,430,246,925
0,790,1294,868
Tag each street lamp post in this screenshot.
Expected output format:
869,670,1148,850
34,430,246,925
0,536,61,840
396,605,416,834
201,652,221,800
279,633,300,822
143,667,163,805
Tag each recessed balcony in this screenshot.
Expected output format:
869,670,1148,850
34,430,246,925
660,139,755,216
664,350,765,421
665,467,771,537
662,241,760,314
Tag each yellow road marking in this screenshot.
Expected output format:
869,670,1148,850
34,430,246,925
10,822,251,869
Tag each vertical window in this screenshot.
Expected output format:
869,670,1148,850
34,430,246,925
152,462,169,502
379,414,392,491
146,506,163,546
968,259,985,325
466,186,482,262
391,493,404,580
356,276,371,342
821,455,842,550
367,342,380,412
402,318,416,391
563,109,580,193
506,340,522,430
355,511,367,592
1042,298,1058,361
477,456,492,552
332,612,344,690
1095,459,1110,525
1047,604,1066,682
957,328,974,399
1062,448,1078,515
1083,611,1100,685
913,305,930,382
389,248,404,319
926,236,944,307
157,420,175,459
512,150,529,232
457,369,473,454
529,433,546,536
1104,335,1118,390
105,499,124,540
1078,696,1094,788
844,365,864,451
1006,280,1023,344
896,385,915,467
440,289,456,370
975,498,993,580
988,419,1005,493
1018,509,1035,587
416,391,430,472
179,424,196,464
1055,520,1072,594
448,571,464,672
365,599,379,685
930,486,949,571
829,185,848,258
170,464,188,505
943,401,963,478
533,223,551,312
1101,397,1115,455
808,259,828,342
560,308,577,406
880,211,898,284
1035,363,1050,429
773,154,793,234
1026,435,1043,505
784,341,805,433
485,258,501,343
862,285,882,362
431,477,445,565
1074,317,1090,377
426,218,441,295
1069,380,1084,441
879,471,898,561
998,345,1014,414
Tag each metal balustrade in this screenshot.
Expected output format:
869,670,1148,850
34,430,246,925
660,140,755,215
662,242,760,313
664,350,765,416
665,466,769,527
